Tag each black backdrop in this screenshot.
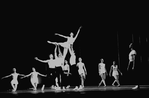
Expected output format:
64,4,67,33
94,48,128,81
0,1,148,91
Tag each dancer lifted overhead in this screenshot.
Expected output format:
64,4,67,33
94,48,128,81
109,61,122,86
21,67,46,91
1,68,25,92
47,26,82,60
98,59,107,87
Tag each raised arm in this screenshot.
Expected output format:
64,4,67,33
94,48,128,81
54,45,58,59
1,74,12,79
35,57,49,63
74,26,82,41
55,33,69,39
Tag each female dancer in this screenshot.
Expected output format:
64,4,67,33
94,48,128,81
47,26,82,59
62,60,70,89
77,57,87,89
21,67,46,91
98,59,107,87
109,61,122,86
1,68,25,92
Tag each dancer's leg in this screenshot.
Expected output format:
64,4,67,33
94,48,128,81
102,73,106,86
11,81,15,91
116,75,120,86
99,74,103,86
31,79,36,90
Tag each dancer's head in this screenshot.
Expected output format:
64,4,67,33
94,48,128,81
113,61,115,65
13,68,16,72
70,32,74,37
32,67,36,72
49,54,53,59
78,57,82,62
64,60,68,64
101,58,104,63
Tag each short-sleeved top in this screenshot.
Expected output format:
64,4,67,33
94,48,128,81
129,49,136,61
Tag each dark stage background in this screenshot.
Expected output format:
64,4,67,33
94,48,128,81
0,1,148,91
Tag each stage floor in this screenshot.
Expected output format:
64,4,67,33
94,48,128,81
0,85,149,95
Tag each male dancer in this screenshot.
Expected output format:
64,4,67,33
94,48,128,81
127,43,138,89
127,43,137,70
35,53,56,88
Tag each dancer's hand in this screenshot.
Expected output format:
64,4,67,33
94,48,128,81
47,41,51,43
35,57,38,60
55,33,58,35
121,72,123,75
20,77,24,79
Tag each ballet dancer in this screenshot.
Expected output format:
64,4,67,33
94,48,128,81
98,59,107,87
77,57,87,89
47,26,82,60
109,61,122,86
127,43,137,70
127,43,138,89
1,68,25,92
61,60,70,90
21,67,46,91
35,54,56,88
69,49,76,66
54,45,65,89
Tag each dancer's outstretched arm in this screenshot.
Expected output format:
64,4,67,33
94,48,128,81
54,45,58,59
55,33,69,39
21,73,31,79
1,74,12,79
19,73,25,77
35,57,49,63
74,26,82,41
38,72,47,77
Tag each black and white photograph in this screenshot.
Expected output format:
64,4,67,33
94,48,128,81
0,1,149,96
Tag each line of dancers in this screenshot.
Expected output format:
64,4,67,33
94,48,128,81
1,26,137,92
